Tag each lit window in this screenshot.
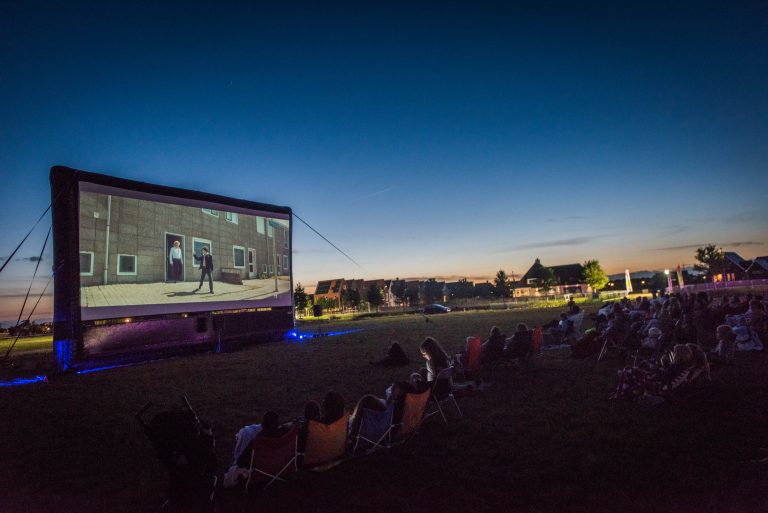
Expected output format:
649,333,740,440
117,254,137,275
79,251,94,276
233,246,246,268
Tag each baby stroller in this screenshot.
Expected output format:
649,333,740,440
136,396,218,512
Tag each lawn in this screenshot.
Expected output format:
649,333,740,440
1,307,767,513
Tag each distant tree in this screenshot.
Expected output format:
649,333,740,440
582,260,608,291
423,279,444,304
293,283,309,316
365,284,384,311
316,297,338,311
344,288,362,310
453,278,474,299
405,287,420,306
391,279,407,305
694,244,725,281
494,270,511,299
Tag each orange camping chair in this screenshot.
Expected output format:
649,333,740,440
395,388,431,440
302,415,349,470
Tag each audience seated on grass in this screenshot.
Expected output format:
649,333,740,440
611,344,695,404
419,337,452,382
503,323,533,363
302,392,349,469
481,326,506,363
225,411,292,488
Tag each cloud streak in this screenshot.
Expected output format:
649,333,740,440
496,236,597,252
358,187,395,200
657,241,765,251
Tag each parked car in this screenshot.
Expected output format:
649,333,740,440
423,304,451,314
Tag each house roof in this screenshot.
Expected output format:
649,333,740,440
520,258,585,284
724,252,748,270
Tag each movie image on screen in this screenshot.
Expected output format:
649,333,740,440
78,182,291,320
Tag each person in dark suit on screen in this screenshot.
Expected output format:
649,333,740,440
195,246,214,293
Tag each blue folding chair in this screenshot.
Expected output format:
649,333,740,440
352,402,395,453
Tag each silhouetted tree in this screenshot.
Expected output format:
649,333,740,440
365,283,384,311
453,278,474,299
293,283,309,316
531,266,557,293
391,278,407,305
694,244,725,281
494,270,511,299
423,279,444,304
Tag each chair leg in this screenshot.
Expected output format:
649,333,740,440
451,396,463,418
597,338,609,361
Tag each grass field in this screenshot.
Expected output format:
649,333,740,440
1,307,767,513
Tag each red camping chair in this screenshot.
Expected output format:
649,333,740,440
246,425,299,491
464,336,482,376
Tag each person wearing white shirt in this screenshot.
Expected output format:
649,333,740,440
168,240,183,283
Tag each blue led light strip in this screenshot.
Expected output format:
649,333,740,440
0,375,48,387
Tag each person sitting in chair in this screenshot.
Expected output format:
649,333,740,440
418,337,451,382
481,326,506,363
504,323,533,360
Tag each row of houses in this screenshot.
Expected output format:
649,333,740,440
720,252,768,282
313,258,592,308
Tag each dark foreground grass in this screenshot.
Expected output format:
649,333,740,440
2,308,768,513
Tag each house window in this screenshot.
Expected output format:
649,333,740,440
233,246,246,269
282,255,289,270
262,264,268,274
192,238,213,267
267,222,274,237
117,254,137,275
257,217,265,234
284,237,289,250
225,212,238,224
202,208,219,217
79,251,94,276
527,278,536,285
269,264,274,274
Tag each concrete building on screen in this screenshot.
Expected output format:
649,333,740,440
78,191,290,286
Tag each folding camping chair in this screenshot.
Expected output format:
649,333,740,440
301,415,349,470
463,336,482,378
394,388,431,441
245,425,299,491
426,366,462,424
352,402,395,454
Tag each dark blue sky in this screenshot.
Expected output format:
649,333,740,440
1,1,766,315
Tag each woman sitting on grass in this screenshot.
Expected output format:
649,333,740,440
419,337,452,382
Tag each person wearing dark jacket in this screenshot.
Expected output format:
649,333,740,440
195,246,214,293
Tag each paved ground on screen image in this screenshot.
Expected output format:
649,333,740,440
1,308,767,513
80,277,291,306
